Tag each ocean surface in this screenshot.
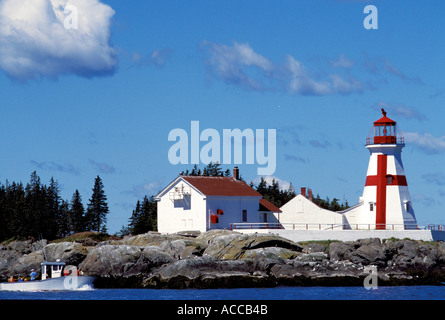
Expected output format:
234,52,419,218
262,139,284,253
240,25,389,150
1,286,445,300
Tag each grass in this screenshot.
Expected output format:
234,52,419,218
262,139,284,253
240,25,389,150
50,231,121,244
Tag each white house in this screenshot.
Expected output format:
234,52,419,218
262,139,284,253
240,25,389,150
277,188,344,230
156,167,281,234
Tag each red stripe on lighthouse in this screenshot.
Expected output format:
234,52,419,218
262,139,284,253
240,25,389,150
365,175,407,186
375,155,387,230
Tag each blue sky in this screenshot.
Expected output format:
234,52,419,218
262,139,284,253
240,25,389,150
0,0,444,233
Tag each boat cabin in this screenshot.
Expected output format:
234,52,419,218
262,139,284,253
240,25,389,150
41,260,66,280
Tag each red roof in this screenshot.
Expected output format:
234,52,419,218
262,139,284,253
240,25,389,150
374,108,396,125
181,176,262,197
374,115,396,125
259,198,282,213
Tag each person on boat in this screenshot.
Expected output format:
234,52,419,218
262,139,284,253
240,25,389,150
30,269,37,281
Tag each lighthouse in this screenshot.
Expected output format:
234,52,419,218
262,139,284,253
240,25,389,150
358,109,418,230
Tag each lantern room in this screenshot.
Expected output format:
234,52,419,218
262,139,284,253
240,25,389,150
366,108,404,145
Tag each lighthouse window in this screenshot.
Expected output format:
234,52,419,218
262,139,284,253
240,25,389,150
370,203,374,211
405,202,410,212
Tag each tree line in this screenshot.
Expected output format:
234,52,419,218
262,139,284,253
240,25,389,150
0,171,109,242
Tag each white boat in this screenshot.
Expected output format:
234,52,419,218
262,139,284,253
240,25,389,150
0,260,95,291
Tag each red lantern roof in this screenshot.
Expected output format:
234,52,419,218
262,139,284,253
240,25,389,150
373,109,396,125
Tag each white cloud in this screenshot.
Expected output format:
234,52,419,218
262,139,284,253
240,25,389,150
373,102,427,121
201,41,363,96
201,41,274,90
0,0,117,81
330,54,355,68
132,48,173,68
404,131,445,154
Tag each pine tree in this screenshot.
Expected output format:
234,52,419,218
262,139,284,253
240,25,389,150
58,199,71,237
70,189,85,233
128,200,142,234
128,196,157,235
86,176,109,232
47,177,61,239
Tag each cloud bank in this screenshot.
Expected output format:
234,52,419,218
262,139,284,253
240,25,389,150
0,0,117,81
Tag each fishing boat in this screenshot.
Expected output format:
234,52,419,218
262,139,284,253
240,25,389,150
0,260,95,291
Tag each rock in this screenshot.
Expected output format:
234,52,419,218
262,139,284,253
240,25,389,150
118,232,188,247
7,240,33,255
147,256,258,289
159,239,205,260
43,242,88,266
329,238,386,266
202,231,303,260
301,242,329,253
79,244,174,278
11,251,44,277
385,239,439,269
0,250,21,281
294,252,328,264
243,247,299,260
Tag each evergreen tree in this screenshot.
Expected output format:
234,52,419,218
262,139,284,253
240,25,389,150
70,189,85,233
128,196,157,235
58,199,71,238
180,162,229,177
47,177,61,239
128,200,142,234
86,176,109,232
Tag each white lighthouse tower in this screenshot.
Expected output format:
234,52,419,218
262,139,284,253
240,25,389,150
353,109,418,230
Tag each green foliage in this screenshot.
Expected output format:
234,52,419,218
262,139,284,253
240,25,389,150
250,176,296,208
312,193,349,212
180,162,231,177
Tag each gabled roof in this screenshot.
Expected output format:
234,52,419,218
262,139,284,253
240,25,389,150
181,176,262,197
259,198,282,213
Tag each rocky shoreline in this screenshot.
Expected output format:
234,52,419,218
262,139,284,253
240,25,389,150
2,230,445,288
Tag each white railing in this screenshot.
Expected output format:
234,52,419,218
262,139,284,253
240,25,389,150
229,223,442,231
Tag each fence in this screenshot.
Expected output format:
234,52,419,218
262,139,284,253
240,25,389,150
230,222,444,231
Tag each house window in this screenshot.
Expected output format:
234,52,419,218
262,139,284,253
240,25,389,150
263,213,268,223
242,210,247,222
370,203,374,211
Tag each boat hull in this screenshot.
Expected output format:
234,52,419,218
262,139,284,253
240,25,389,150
0,276,95,291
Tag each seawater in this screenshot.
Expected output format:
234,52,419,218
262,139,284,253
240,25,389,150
1,286,445,300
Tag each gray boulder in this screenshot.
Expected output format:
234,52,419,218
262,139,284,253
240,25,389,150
329,238,387,266
43,242,88,266
79,244,174,277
